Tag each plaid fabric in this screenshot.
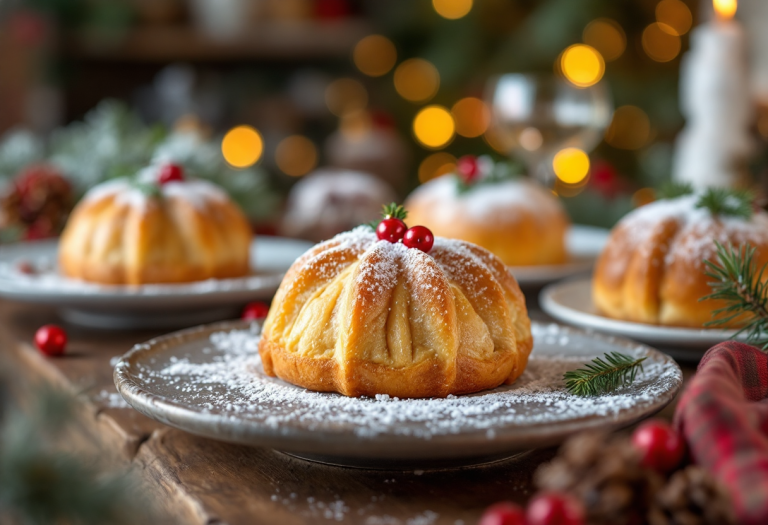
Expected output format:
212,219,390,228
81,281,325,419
674,341,768,525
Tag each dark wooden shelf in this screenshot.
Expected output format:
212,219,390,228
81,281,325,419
65,20,371,62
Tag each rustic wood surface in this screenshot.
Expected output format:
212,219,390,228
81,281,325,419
0,299,693,525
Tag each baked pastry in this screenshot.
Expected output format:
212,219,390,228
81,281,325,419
405,157,569,266
593,190,768,327
59,163,252,285
280,168,397,242
259,220,533,398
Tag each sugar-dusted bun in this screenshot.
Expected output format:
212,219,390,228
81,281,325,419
593,195,768,327
405,175,569,266
259,227,533,398
59,167,252,285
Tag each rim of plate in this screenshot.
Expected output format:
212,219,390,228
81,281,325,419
540,277,739,348
113,320,682,460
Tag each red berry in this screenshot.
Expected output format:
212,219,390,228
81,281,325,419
631,420,685,473
526,492,585,525
376,218,408,243
479,502,526,525
242,302,270,321
159,164,184,185
402,226,434,253
456,155,480,183
34,325,67,357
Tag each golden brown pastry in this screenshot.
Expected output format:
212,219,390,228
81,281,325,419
59,164,252,285
259,226,533,398
593,192,768,328
405,174,569,266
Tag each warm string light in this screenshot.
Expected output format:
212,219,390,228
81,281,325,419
655,0,692,36
325,78,368,117
275,135,318,177
642,22,681,62
413,106,455,149
583,19,626,62
418,152,457,183
432,0,472,20
552,147,590,184
559,44,605,88
221,126,263,168
451,97,490,138
394,59,440,103
713,0,737,20
605,105,652,150
353,35,397,77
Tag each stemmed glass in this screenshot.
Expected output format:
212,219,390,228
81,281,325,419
484,74,613,186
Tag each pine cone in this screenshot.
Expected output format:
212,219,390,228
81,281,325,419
647,466,735,525
535,432,664,525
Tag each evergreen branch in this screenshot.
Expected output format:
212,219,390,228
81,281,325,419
695,188,754,219
702,242,768,349
658,181,694,200
382,202,408,221
131,180,161,199
564,352,646,396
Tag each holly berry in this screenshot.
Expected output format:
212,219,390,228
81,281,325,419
34,325,67,357
479,502,526,525
631,420,685,473
403,226,434,253
376,218,408,243
456,155,480,183
526,492,585,525
159,164,184,185
242,302,270,321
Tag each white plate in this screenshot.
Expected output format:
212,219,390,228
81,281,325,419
540,277,740,357
114,321,682,469
0,237,312,328
508,225,609,287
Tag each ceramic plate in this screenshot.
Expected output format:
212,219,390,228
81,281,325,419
509,225,609,287
0,237,312,328
114,321,682,469
540,278,740,357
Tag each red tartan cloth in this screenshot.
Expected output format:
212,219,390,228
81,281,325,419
674,341,768,525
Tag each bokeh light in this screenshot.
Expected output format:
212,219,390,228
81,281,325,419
418,152,457,183
605,105,652,150
583,18,626,62
221,126,263,168
642,23,681,63
353,35,397,77
632,187,656,208
451,97,490,138
713,0,737,20
655,0,692,36
394,59,440,103
483,128,508,154
275,135,318,177
339,109,372,141
432,0,473,20
413,105,455,149
560,44,605,88
325,78,368,117
519,127,544,152
553,147,590,184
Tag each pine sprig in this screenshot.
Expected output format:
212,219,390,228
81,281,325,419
702,242,768,349
382,202,408,221
131,180,162,199
564,352,647,396
695,188,754,219
658,181,694,200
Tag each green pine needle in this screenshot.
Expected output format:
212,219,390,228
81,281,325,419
564,352,647,396
381,202,408,221
695,188,754,219
658,181,694,200
702,242,768,350
131,180,162,199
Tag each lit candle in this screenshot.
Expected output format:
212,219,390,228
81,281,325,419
672,0,753,189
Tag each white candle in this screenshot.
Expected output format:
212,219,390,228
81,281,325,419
673,0,753,189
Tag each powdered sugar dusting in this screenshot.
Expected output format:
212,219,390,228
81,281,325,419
122,323,682,440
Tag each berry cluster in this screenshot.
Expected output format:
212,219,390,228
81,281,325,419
159,163,185,185
373,203,434,253
456,155,481,184
480,420,686,525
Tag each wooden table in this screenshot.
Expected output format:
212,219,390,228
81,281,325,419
0,300,692,525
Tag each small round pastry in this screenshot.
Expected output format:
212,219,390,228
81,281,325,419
259,221,533,398
405,158,570,266
593,190,768,328
280,168,397,243
59,163,252,285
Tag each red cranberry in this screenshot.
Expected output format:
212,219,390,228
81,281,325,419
526,492,585,525
376,218,408,243
479,502,526,525
456,155,480,183
34,325,67,357
242,302,270,321
159,164,184,184
631,420,685,473
402,226,434,253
